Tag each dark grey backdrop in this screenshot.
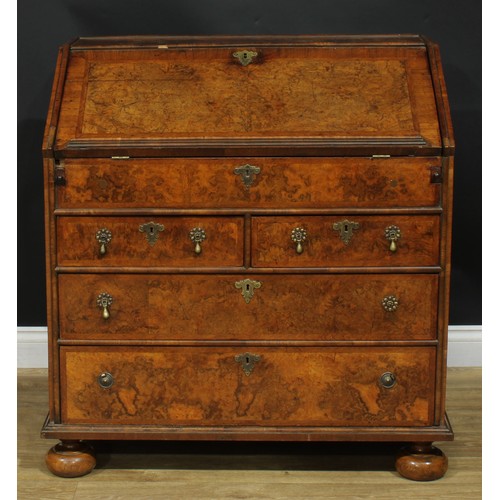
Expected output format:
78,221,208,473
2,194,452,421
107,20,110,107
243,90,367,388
18,0,481,326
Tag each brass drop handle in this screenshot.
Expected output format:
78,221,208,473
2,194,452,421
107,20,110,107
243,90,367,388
291,227,307,254
189,227,206,255
97,372,114,388
96,292,113,320
96,228,112,255
385,225,401,252
380,372,396,389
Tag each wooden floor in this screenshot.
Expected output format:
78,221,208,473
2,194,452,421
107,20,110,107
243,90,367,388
18,368,481,499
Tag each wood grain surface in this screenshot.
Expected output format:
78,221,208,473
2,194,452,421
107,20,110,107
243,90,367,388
59,347,435,426
252,215,440,267
58,273,438,341
56,157,441,209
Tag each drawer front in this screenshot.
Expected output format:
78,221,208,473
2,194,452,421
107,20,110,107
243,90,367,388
61,346,435,426
252,215,440,267
57,216,244,267
58,274,438,341
57,157,440,209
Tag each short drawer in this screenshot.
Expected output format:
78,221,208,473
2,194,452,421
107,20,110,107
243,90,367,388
58,273,438,341
56,157,441,209
252,215,440,267
56,216,244,267
60,346,436,426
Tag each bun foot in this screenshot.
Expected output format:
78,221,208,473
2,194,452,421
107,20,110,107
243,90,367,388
46,440,96,477
396,443,448,481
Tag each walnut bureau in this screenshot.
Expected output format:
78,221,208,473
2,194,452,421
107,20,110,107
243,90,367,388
41,35,454,480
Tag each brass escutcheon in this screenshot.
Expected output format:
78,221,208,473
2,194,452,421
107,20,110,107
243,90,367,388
382,295,399,312
333,219,360,245
235,353,261,376
234,164,261,189
139,221,165,246
385,225,401,252
96,292,113,320
189,227,206,254
235,279,262,304
233,50,258,66
96,228,112,255
291,227,307,254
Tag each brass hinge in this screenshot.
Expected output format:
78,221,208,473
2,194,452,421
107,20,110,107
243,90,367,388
111,156,130,160
372,155,391,158
54,164,66,186
430,166,443,184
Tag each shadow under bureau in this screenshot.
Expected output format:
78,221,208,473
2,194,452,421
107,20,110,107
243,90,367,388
41,35,454,480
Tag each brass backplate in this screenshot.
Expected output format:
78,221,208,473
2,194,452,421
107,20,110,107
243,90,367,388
382,295,399,312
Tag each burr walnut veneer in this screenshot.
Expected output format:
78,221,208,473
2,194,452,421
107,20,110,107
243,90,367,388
42,35,454,480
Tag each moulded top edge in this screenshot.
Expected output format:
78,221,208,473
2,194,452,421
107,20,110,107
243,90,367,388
46,138,447,159
70,34,427,50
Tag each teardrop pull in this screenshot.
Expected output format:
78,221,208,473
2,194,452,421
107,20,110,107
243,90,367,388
102,306,110,320
291,227,307,254
189,228,206,255
96,292,113,320
96,228,112,256
385,225,401,253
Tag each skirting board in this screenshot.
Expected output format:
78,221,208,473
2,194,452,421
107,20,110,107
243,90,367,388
17,326,482,369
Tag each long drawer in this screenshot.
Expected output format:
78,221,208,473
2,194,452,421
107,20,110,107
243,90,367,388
57,216,244,267
58,274,438,341
56,157,441,209
60,346,436,426
252,215,440,267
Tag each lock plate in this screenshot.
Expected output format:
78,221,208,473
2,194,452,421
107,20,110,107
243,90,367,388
233,50,258,66
235,353,261,376
234,279,262,304
234,164,261,189
139,221,165,246
333,219,360,245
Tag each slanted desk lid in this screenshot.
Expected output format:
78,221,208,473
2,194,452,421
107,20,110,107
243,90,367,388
44,35,452,158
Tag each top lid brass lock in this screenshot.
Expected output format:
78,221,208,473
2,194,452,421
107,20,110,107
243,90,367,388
233,50,258,66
